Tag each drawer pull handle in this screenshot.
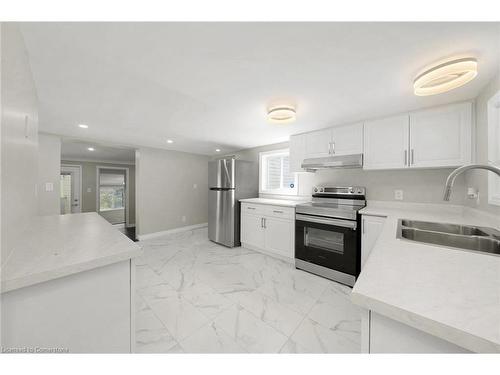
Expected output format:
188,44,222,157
273,210,284,213
247,207,256,210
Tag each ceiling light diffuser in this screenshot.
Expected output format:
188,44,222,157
78,124,88,128
87,147,95,151
267,106,296,123
413,58,478,96
167,139,174,144
215,149,221,152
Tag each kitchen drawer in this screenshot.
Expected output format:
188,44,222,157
265,205,295,220
241,203,266,215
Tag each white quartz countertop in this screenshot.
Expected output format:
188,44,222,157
1,212,142,293
352,202,500,353
239,197,309,207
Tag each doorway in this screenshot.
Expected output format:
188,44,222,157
96,166,130,226
60,165,82,214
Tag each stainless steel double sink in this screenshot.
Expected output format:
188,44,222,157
397,219,500,256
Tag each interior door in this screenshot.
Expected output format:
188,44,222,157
60,165,81,213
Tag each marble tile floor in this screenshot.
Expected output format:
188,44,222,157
134,227,361,353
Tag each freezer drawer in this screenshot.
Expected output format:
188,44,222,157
208,189,237,247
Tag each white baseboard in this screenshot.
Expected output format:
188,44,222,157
137,223,208,241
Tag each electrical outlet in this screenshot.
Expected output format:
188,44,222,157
394,189,403,201
87,187,92,193
181,216,186,223
193,183,198,189
45,182,54,192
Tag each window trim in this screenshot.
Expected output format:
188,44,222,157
259,148,298,196
487,90,500,206
96,166,130,226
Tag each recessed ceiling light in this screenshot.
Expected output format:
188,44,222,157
267,106,296,124
167,139,174,144
413,57,478,96
215,149,221,152
78,124,89,129
87,147,95,151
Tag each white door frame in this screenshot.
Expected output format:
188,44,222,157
60,164,82,213
96,166,130,227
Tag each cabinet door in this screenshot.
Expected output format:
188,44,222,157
289,133,307,172
263,217,294,259
363,115,409,170
361,215,386,269
241,213,265,249
305,128,332,158
331,122,363,155
409,102,472,168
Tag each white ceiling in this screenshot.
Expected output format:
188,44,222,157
61,138,136,163
21,22,500,155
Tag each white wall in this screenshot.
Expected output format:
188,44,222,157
1,24,39,263
38,134,61,215
136,147,209,236
465,72,500,216
234,141,466,205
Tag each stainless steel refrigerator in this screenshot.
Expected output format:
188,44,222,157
208,158,257,247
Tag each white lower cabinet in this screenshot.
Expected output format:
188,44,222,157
241,203,295,260
362,311,470,353
264,217,294,258
361,215,386,269
240,212,265,249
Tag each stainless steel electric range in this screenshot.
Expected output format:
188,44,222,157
295,186,366,287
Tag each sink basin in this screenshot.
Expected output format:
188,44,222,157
400,219,490,237
397,219,500,256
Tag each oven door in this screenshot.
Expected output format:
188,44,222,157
295,214,359,277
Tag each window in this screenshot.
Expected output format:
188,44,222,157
259,149,297,195
99,171,125,211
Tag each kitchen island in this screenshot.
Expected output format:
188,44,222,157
0,212,142,353
353,202,500,353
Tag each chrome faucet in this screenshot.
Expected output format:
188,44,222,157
443,164,500,201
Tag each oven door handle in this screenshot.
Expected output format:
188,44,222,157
296,214,357,229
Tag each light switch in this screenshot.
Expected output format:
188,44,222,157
193,184,198,189
45,182,54,192
394,189,403,200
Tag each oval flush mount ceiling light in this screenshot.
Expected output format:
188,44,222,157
267,106,296,124
413,57,478,96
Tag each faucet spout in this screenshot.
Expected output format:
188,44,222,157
443,164,500,201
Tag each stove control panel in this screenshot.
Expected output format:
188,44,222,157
312,186,365,196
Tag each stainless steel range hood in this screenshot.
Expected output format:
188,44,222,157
301,154,363,171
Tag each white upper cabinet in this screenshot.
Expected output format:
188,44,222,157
303,122,364,159
364,102,473,170
289,133,307,172
409,102,472,168
331,122,364,155
305,128,332,158
364,115,409,170
291,101,473,172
